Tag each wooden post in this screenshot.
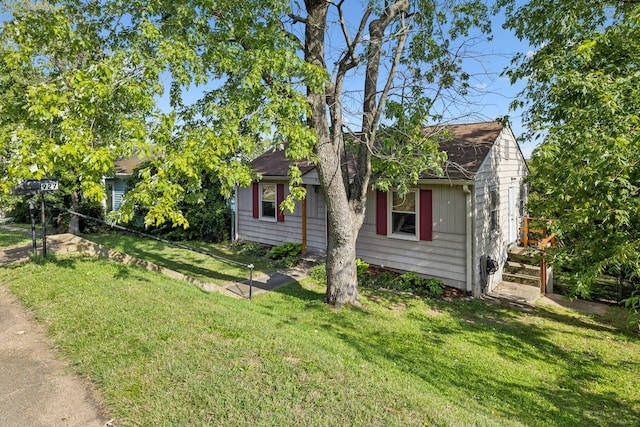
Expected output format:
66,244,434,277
301,184,307,255
523,216,529,247
540,252,547,295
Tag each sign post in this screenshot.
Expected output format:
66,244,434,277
10,179,59,257
28,198,37,256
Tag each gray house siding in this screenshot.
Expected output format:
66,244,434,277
355,184,467,289
236,181,327,251
104,176,130,212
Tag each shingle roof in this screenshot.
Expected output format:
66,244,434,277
250,121,506,181
250,149,315,177
423,121,505,180
114,156,144,175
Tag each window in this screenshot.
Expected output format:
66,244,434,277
261,183,276,220
376,189,432,241
490,186,499,232
391,191,417,238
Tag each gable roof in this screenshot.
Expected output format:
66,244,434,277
114,156,144,175
250,121,508,181
423,121,505,180
251,149,315,177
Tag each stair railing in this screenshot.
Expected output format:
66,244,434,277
519,217,556,294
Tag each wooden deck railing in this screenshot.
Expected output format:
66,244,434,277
519,217,556,294
519,216,555,248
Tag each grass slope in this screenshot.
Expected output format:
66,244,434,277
83,232,271,285
0,228,34,249
1,256,639,426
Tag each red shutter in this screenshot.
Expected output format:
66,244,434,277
420,189,433,241
252,183,259,218
277,183,285,222
376,190,387,236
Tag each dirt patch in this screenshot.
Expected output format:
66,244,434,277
0,285,111,427
538,293,609,316
426,308,443,317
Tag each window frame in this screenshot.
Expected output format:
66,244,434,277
388,189,419,240
489,185,499,232
260,183,277,221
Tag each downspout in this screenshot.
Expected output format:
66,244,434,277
463,185,473,296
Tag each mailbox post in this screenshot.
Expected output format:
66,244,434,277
11,179,59,257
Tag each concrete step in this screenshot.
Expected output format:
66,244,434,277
502,271,540,288
486,280,541,307
507,245,541,264
504,260,540,277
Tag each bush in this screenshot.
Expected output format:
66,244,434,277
7,197,33,223
624,290,640,332
240,242,268,257
127,163,232,242
310,263,327,286
77,200,109,234
266,242,302,260
360,268,444,298
356,258,369,276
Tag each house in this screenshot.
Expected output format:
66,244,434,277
103,156,142,212
234,121,529,296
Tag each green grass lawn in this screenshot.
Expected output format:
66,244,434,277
1,255,638,426
0,227,34,249
83,232,272,285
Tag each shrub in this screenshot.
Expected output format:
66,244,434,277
77,200,109,234
266,242,302,260
310,263,327,286
356,258,369,276
241,242,268,257
361,268,444,298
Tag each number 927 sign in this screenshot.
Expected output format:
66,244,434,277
39,179,59,192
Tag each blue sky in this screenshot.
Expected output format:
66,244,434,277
166,2,537,156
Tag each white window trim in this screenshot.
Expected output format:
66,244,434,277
260,183,277,222
489,185,499,233
388,189,419,241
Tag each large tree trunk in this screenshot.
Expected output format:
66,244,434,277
68,189,80,234
305,0,362,307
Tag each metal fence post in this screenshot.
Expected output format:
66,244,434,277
40,193,47,257
248,264,254,300
29,198,37,256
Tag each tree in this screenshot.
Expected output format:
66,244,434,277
0,0,159,233
126,161,232,242
2,1,492,307
110,0,492,307
499,1,640,300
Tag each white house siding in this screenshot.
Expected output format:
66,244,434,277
236,181,327,252
356,184,468,290
471,128,528,295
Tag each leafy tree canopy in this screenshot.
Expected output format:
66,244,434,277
0,0,161,231
500,1,640,301
2,0,493,306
